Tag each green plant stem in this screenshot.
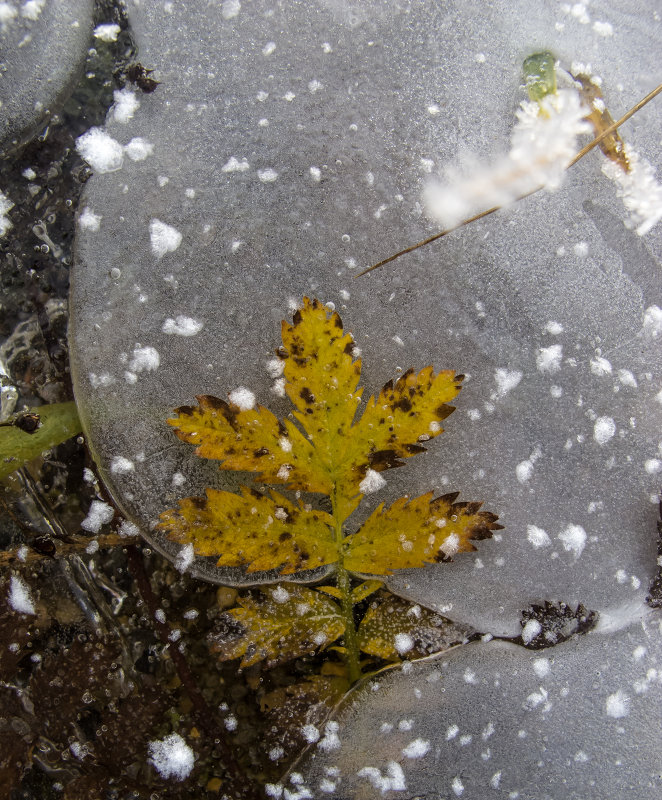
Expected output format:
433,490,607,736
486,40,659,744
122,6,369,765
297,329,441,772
332,487,362,684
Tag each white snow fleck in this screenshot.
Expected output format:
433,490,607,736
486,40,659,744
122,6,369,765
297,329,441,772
262,41,276,56
527,524,551,548
402,738,430,759
317,721,340,752
125,138,153,161
632,646,647,661
93,22,121,41
533,657,551,677
228,387,255,410
76,128,124,173
357,762,406,793
221,0,241,19
451,776,464,796
592,20,613,36
463,668,477,684
81,500,115,533
516,460,534,483
593,416,616,445
521,619,542,644
8,575,36,615
268,746,284,761
394,633,414,655
440,532,460,557
148,733,195,781
536,344,563,373
266,357,285,378
258,168,279,183
149,219,182,258
642,306,662,338
645,459,662,474
301,724,320,743
222,156,250,172
308,79,323,93
494,368,522,396
490,772,502,789
162,316,203,336
590,356,612,376
109,88,139,123
0,4,18,29
573,241,589,257
78,207,101,231
0,190,13,237
558,524,587,558
605,690,630,718
446,724,459,740
175,543,195,573
272,586,290,604
618,369,638,388
118,519,139,538
545,320,564,335
129,346,160,373
224,714,238,731
310,166,322,181
359,469,386,494
278,436,292,453
110,456,134,474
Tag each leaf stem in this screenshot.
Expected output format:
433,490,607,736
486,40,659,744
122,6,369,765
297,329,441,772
332,487,362,684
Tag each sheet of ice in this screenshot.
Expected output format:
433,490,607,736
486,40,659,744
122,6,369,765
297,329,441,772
0,0,94,150
70,0,662,626
294,612,662,799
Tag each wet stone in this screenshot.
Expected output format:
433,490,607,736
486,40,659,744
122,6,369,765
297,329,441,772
70,0,662,640
293,611,662,799
0,0,95,151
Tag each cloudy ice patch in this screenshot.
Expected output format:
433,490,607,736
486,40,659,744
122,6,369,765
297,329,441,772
162,316,203,336
228,387,255,410
593,416,616,445
494,368,522,396
222,156,250,172
109,88,140,123
527,524,551,548
8,575,36,615
148,733,195,781
125,138,154,161
536,344,563,373
129,346,160,373
81,500,115,533
605,690,630,718
94,22,121,41
150,219,182,258
76,128,124,173
557,524,587,558
78,207,101,231
359,468,386,494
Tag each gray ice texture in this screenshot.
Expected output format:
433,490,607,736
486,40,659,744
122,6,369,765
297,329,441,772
68,3,662,793
0,0,94,151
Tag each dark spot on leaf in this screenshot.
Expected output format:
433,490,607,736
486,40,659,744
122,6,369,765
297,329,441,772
300,387,315,404
254,447,270,457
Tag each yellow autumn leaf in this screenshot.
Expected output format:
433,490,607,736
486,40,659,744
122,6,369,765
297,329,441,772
158,486,336,574
210,584,345,668
344,491,502,575
167,394,330,494
358,593,467,660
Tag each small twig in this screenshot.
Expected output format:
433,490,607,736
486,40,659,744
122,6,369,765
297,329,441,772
0,531,138,567
126,545,262,800
356,80,662,277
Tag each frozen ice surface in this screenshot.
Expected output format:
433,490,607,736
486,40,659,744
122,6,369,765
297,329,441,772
0,0,94,150
295,612,662,799
70,0,662,626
